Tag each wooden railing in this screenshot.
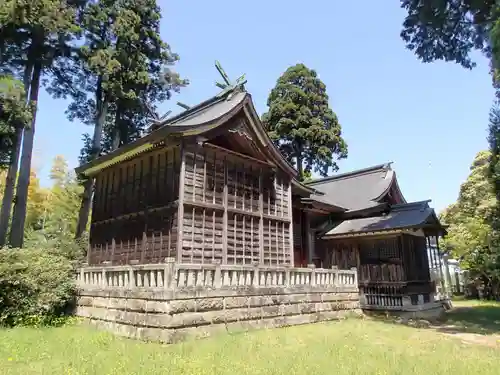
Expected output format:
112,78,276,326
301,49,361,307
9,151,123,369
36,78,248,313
76,259,358,290
361,284,404,309
360,282,437,310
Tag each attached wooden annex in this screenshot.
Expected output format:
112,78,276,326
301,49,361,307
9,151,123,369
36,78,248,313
306,164,448,309
76,78,448,313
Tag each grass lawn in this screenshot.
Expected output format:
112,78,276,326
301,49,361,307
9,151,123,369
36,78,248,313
443,299,500,334
1,301,500,375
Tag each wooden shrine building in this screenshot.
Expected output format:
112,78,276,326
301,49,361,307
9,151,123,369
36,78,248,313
76,69,447,312
305,165,448,309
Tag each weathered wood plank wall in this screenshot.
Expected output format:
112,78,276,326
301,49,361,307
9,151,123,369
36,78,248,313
88,146,181,265
88,140,294,266
181,144,293,265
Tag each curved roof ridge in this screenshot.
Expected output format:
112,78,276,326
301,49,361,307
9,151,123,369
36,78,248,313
147,95,224,132
168,91,246,126
306,162,393,185
391,200,432,211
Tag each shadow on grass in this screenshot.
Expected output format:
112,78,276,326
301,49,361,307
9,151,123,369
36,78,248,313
367,301,500,336
436,304,500,335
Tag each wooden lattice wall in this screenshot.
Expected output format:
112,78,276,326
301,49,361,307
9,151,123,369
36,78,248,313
180,144,293,265
322,234,432,284
88,146,181,265
88,141,294,266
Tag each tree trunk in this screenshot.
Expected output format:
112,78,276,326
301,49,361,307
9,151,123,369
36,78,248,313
0,64,33,246
0,127,23,246
75,85,108,239
294,141,304,181
9,60,42,248
111,102,123,151
297,155,304,181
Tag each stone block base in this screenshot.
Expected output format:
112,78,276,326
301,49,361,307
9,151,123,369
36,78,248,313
76,285,361,344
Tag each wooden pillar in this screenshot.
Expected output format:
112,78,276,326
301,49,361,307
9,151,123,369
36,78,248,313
287,182,294,266
399,235,408,282
304,211,313,265
222,156,228,264
421,235,431,281
258,169,264,264
176,144,186,263
426,236,434,273
86,242,91,265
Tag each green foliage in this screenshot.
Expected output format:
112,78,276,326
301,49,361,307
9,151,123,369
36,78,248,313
21,156,85,255
0,156,84,326
262,64,347,180
488,104,500,201
400,0,499,70
0,75,31,168
440,150,500,295
48,0,188,165
1,0,84,248
399,4,500,295
0,247,77,327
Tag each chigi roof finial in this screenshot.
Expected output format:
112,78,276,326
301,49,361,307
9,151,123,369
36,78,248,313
144,101,172,129
214,60,247,98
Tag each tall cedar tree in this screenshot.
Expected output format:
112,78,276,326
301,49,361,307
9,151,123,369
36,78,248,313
0,75,31,246
0,0,81,247
48,0,187,238
262,64,347,181
0,76,31,168
0,56,36,247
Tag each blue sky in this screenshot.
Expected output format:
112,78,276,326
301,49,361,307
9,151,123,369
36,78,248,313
33,0,495,213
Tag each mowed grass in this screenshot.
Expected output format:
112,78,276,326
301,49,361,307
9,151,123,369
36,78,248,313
1,302,500,375
444,299,500,334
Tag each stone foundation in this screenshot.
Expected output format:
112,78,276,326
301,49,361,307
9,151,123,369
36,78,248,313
77,286,360,343
75,262,361,343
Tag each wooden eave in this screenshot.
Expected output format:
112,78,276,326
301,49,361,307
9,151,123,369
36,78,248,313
239,96,322,196
322,211,447,240
322,228,412,240
76,93,248,177
373,170,407,204
241,98,297,177
341,203,389,219
421,211,448,236
300,197,346,214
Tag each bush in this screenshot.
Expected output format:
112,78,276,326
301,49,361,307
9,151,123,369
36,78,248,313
0,247,77,327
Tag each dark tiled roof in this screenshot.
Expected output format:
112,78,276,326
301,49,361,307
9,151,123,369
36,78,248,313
152,91,247,132
76,91,248,176
322,200,441,237
301,194,347,212
306,163,402,211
